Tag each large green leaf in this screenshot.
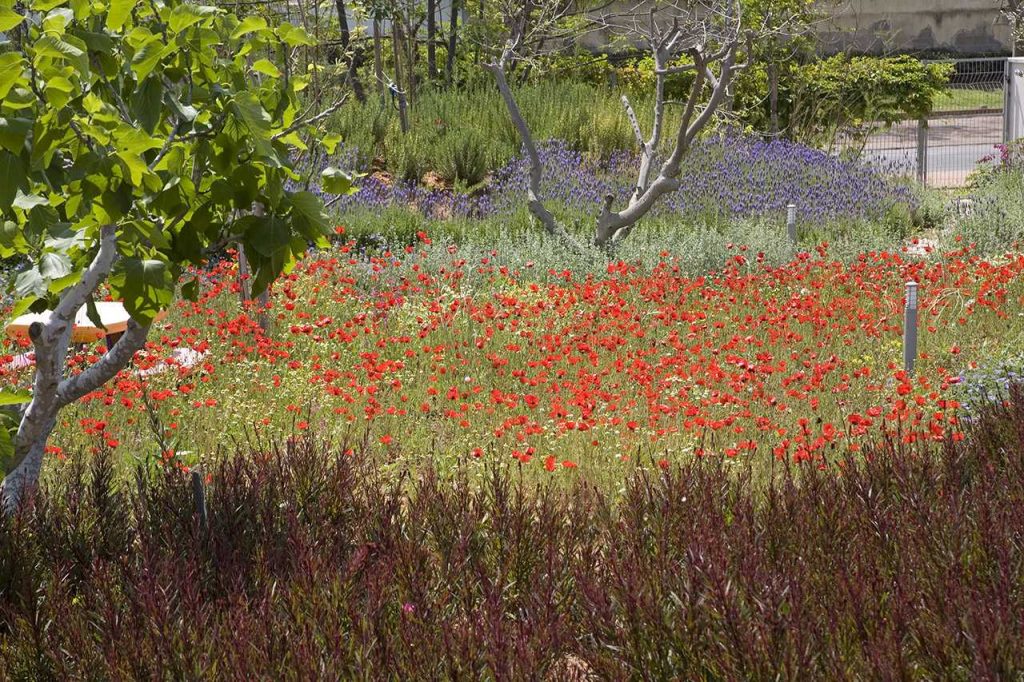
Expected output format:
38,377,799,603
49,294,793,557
248,243,296,296
231,15,268,39
288,191,327,227
321,167,357,195
170,221,205,263
29,205,63,241
39,251,72,279
0,221,26,257
48,270,82,295
0,151,27,210
167,3,216,33
131,37,173,81
109,258,174,324
287,190,330,247
41,8,73,35
165,92,198,123
277,23,315,47
242,214,292,257
32,0,73,11
0,117,32,154
180,278,199,302
106,0,132,31
231,92,271,137
0,53,26,100
14,267,47,299
0,6,25,32
0,390,32,406
131,76,164,133
116,151,156,187
44,75,75,108
252,59,281,78
321,133,342,155
12,191,47,211
33,35,86,64
10,295,38,319
74,28,115,55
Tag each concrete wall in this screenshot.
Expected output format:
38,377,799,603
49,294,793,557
580,1,1013,56
819,0,1012,55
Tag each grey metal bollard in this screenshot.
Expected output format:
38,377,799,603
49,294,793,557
191,470,208,530
786,203,797,245
903,281,919,376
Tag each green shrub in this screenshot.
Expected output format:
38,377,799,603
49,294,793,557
787,55,953,149
959,168,1024,254
328,54,951,182
436,128,491,186
330,81,649,179
387,130,429,182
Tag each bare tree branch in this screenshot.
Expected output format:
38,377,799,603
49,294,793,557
271,94,349,140
484,57,586,254
486,0,761,250
2,225,139,514
57,321,151,407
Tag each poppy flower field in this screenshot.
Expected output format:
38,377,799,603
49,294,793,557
6,233,1023,484
4,1,1024,671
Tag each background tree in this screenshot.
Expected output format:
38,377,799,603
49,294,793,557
485,0,753,248
334,0,368,101
0,0,355,513
741,0,821,137
1005,0,1024,57
427,0,438,79
446,0,461,84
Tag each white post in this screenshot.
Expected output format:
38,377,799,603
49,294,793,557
904,281,919,376
1008,58,1024,143
786,203,797,245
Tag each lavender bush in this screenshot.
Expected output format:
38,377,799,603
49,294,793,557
331,135,918,230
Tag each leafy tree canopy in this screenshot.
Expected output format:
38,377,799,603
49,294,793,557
0,0,352,325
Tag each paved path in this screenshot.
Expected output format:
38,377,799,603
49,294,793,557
858,113,1003,187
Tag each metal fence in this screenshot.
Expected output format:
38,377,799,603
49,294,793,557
857,57,1008,188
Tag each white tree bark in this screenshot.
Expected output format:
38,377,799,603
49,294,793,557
486,0,746,249
596,48,741,246
484,57,586,253
1,226,151,514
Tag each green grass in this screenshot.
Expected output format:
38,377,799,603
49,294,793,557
936,87,1003,112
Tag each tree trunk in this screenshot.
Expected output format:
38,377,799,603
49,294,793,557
336,0,350,48
485,62,584,253
238,244,251,306
474,0,483,66
446,0,459,86
392,18,404,95
768,62,779,137
488,39,741,249
373,18,386,106
403,17,417,104
335,0,366,102
427,0,438,80
1,227,150,514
